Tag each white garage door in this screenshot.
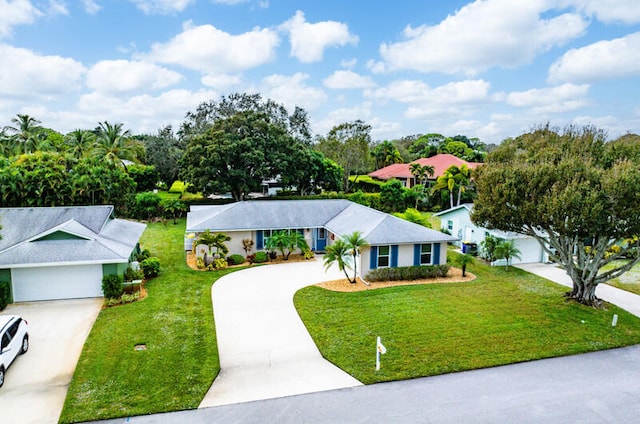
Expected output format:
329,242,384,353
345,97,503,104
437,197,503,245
12,264,103,302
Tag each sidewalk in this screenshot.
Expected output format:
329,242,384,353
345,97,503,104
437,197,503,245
199,259,362,408
516,262,640,318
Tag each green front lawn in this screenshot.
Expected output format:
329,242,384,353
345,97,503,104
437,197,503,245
60,220,237,423
295,255,640,384
603,260,640,295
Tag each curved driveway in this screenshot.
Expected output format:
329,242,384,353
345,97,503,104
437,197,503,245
199,259,362,408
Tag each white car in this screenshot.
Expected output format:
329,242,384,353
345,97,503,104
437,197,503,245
0,315,29,388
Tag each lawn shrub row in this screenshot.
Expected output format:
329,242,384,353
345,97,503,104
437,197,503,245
0,281,11,310
365,264,450,282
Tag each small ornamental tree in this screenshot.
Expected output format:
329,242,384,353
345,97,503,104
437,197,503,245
494,240,521,269
472,125,640,306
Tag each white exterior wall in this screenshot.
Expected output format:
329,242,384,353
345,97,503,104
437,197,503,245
397,244,415,268
221,230,253,256
440,207,484,247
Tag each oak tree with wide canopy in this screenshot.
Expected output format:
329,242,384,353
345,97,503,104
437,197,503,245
472,125,640,306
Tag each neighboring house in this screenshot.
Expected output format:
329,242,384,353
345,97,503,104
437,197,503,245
186,199,457,277
434,204,548,265
0,206,146,302
368,154,481,188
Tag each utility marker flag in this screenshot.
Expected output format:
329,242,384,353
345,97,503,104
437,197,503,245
376,336,387,371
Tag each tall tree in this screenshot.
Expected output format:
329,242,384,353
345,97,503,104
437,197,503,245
3,114,43,155
92,121,142,168
315,120,372,192
410,163,435,208
181,111,302,201
142,126,185,186
65,129,95,159
372,140,403,169
472,124,640,306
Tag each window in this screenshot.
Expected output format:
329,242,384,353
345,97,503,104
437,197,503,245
378,245,390,268
318,228,326,239
420,244,432,265
447,220,454,231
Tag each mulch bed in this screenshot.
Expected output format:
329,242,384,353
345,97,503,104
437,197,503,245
315,267,476,292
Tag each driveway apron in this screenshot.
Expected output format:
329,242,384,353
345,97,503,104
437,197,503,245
0,298,102,424
199,259,362,408
516,262,640,318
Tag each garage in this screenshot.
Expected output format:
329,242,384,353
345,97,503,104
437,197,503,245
11,264,103,302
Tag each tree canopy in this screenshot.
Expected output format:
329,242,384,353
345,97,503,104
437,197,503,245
472,125,640,306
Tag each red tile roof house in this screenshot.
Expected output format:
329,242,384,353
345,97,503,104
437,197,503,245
368,154,482,188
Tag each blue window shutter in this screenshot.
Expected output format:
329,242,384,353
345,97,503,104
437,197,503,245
414,244,421,266
370,246,378,270
391,245,398,268
257,230,264,250
433,243,441,265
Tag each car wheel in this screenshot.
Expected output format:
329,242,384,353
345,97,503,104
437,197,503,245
21,335,29,354
0,367,4,388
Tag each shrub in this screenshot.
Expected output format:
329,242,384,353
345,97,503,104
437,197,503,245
365,265,450,282
128,165,159,192
136,248,151,262
213,258,228,269
140,257,161,279
196,256,205,269
124,267,144,282
102,274,124,299
0,281,11,310
302,249,315,260
228,254,245,265
252,251,268,263
105,292,140,307
168,180,186,193
133,191,162,220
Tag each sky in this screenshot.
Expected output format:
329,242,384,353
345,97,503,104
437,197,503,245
1,0,639,144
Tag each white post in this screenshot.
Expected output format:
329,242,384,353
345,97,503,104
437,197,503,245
612,314,618,327
376,336,381,371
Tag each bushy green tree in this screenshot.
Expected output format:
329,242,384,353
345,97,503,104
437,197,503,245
473,124,640,306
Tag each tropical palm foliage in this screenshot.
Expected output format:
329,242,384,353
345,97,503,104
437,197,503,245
323,231,369,284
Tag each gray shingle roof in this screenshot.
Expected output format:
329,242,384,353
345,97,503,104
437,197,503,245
187,199,456,245
0,206,146,267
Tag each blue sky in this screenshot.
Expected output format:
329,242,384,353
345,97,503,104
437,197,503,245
1,0,639,144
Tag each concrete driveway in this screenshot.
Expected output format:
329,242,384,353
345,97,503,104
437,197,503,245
0,298,102,424
199,258,362,408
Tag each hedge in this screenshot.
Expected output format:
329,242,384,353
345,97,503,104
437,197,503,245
0,281,11,310
365,265,450,282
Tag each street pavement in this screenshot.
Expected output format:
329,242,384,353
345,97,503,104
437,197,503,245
97,344,640,424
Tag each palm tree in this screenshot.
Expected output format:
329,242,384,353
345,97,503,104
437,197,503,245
285,231,309,260
372,141,403,169
410,163,435,207
494,240,521,269
196,230,231,259
323,239,354,283
65,129,95,159
431,170,457,209
455,253,474,277
92,121,142,168
344,231,369,283
4,114,43,154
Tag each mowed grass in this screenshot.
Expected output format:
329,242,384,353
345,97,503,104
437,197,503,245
60,219,237,423
295,254,640,384
602,260,640,296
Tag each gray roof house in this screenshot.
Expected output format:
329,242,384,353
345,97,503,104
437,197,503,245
186,199,457,277
0,206,146,302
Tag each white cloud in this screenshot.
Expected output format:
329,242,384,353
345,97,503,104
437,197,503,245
129,0,195,15
87,60,183,93
281,10,358,63
47,0,68,15
379,0,588,75
313,103,373,135
367,79,491,105
549,32,640,83
61,88,218,134
81,0,101,14
323,70,375,89
0,44,86,99
261,73,327,111
567,0,640,24
340,58,357,69
201,73,243,89
505,83,590,113
0,0,43,38
143,21,279,73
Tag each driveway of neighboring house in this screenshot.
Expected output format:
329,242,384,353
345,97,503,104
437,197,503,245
516,262,640,318
0,298,102,424
199,259,363,408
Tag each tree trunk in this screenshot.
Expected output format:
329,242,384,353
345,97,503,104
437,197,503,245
566,277,601,307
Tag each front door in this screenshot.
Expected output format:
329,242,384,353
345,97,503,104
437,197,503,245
316,228,327,251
